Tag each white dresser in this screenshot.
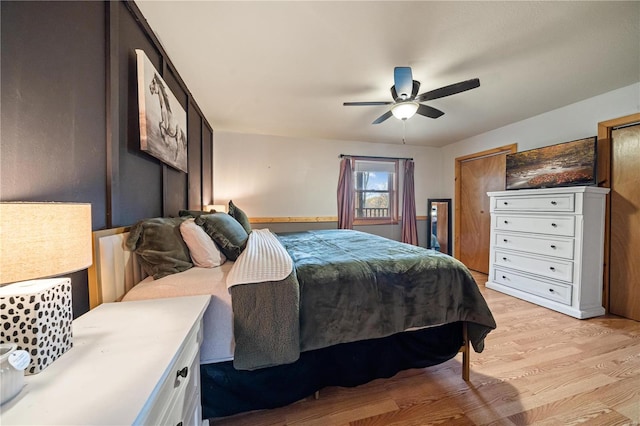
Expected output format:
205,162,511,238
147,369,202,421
1,295,210,425
486,186,609,319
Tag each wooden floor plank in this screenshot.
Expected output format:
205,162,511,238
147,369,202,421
209,274,640,426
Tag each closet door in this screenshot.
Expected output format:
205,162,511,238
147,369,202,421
609,124,640,320
458,153,506,274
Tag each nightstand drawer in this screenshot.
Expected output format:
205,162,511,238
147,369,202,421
162,349,201,426
141,320,201,425
493,193,575,212
494,249,573,282
494,232,574,259
494,214,575,237
492,268,572,305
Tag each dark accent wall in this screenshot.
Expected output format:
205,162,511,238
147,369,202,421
1,1,213,317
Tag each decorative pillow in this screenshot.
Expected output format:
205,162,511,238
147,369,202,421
178,209,214,218
195,213,249,261
125,217,193,279
179,218,226,267
228,200,252,234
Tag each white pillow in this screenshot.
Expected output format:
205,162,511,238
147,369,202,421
179,218,226,267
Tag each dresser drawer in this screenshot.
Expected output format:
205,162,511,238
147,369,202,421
493,193,575,212
494,249,573,282
494,232,574,259
494,214,575,237
492,267,572,305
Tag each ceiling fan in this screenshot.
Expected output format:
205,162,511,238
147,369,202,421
343,67,480,124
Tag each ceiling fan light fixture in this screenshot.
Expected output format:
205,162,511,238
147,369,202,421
391,102,419,120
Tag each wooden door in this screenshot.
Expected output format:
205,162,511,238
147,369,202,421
609,124,640,320
455,145,515,274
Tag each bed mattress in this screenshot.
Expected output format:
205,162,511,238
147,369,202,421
121,264,235,364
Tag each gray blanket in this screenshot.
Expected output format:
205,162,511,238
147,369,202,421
230,229,496,370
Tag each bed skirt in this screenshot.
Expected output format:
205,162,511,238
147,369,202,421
200,321,464,419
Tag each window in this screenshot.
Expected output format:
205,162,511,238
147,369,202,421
353,158,399,224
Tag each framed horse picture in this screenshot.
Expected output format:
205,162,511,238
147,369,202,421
136,49,188,173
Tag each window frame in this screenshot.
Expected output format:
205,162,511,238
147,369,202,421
352,157,399,225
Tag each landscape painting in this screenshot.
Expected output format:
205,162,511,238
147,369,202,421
506,137,597,190
136,49,188,173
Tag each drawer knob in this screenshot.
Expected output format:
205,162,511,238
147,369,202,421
503,201,508,205
551,201,557,205
549,288,555,293
502,257,507,261
504,220,509,224
551,223,557,227
177,366,189,379
549,266,556,271
550,245,556,249
503,238,508,242
177,423,183,426
502,275,507,279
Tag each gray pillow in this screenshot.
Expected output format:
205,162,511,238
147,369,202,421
126,217,193,279
195,212,248,260
228,200,252,234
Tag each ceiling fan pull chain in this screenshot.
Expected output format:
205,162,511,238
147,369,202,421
402,120,406,144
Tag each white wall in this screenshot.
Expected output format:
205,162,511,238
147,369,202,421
440,83,640,198
213,133,442,218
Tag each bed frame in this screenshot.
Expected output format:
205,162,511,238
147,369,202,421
88,227,471,381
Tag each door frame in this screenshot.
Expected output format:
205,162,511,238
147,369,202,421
454,144,517,260
597,112,640,312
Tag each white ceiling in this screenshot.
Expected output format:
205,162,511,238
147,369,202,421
135,1,639,147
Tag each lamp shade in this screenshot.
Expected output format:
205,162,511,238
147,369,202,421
391,102,419,120
0,203,92,285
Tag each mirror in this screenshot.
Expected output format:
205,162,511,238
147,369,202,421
427,199,452,255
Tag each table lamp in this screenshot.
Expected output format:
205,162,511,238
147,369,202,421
206,204,227,213
0,202,92,375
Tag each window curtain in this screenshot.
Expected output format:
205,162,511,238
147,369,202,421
337,157,354,229
401,160,418,245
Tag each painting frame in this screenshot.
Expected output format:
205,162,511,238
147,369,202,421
136,49,188,173
505,137,597,190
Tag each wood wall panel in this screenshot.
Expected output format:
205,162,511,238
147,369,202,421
118,3,163,225
188,100,203,209
0,1,214,316
202,125,213,205
0,1,106,316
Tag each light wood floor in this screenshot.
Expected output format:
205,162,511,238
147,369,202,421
210,272,640,425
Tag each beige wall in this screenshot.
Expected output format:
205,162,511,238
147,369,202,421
441,83,640,199
212,83,639,224
213,133,443,218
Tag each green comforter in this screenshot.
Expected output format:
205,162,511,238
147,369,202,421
231,229,496,370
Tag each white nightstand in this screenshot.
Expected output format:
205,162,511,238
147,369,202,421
1,295,210,425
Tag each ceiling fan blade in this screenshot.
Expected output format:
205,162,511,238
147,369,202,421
392,81,420,101
372,110,393,124
344,101,393,106
394,67,413,100
416,78,480,102
411,80,421,99
391,85,398,101
416,104,445,119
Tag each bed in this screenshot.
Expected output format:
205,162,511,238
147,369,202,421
89,212,496,419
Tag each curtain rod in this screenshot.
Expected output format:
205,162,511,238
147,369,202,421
339,154,413,161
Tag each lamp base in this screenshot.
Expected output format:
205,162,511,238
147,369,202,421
0,278,73,375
